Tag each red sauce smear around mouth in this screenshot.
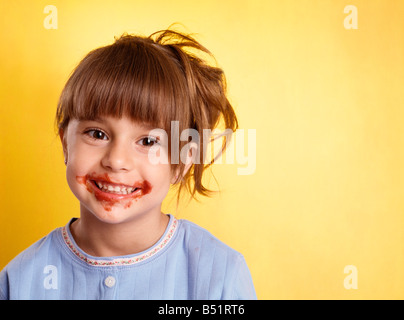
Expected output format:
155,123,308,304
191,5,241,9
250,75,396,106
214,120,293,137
76,173,152,212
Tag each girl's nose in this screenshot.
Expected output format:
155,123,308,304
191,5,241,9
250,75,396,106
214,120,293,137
101,140,134,172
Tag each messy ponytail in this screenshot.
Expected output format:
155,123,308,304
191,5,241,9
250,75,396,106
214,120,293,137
56,28,238,200
151,30,238,199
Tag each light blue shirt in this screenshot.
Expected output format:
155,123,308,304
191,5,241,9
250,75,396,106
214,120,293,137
0,215,256,300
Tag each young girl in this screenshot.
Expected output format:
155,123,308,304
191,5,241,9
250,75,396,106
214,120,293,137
0,29,256,300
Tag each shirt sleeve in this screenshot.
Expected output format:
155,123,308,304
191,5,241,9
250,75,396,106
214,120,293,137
229,254,257,300
0,268,9,300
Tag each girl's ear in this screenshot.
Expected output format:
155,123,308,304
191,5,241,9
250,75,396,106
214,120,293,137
170,142,198,184
59,128,68,164
170,170,180,185
182,141,198,174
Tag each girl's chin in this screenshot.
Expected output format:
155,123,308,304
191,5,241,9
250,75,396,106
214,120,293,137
83,204,137,224
79,195,157,225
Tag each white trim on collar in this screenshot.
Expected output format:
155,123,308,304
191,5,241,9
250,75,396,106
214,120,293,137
61,215,178,267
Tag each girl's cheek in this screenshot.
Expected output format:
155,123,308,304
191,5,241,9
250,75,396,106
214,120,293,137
142,164,172,191
71,143,102,167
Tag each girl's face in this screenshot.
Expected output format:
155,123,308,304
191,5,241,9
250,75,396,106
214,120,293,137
61,116,176,224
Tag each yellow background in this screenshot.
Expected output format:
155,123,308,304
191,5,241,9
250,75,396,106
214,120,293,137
1,0,403,299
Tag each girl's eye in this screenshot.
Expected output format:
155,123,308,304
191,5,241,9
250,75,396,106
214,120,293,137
138,137,158,147
85,129,108,140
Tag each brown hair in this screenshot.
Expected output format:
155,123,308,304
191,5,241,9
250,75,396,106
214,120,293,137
56,28,238,199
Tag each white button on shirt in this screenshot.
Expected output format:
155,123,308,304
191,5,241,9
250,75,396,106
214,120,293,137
104,276,116,288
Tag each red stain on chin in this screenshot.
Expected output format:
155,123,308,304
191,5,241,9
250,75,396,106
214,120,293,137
75,173,152,212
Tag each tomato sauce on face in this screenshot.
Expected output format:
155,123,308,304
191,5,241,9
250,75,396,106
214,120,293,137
76,173,152,212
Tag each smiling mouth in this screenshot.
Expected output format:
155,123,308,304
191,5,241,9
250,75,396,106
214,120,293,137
76,173,153,212
92,180,140,195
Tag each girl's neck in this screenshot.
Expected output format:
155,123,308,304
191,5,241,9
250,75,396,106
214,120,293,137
69,208,170,257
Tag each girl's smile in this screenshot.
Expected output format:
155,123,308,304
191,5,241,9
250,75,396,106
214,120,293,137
76,172,152,212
